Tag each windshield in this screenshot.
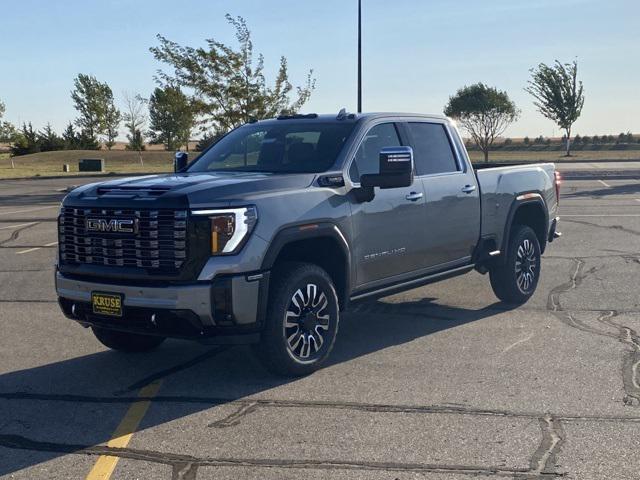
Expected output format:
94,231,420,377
187,122,356,173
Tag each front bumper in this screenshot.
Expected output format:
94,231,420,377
55,270,269,343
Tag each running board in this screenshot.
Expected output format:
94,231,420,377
349,264,474,302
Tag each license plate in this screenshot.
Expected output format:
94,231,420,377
91,292,124,317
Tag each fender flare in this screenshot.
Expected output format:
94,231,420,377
499,193,549,262
260,222,352,305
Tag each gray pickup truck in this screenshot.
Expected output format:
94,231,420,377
56,111,561,375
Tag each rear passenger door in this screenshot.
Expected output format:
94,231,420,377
405,121,481,268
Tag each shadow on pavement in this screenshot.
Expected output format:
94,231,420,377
0,298,514,475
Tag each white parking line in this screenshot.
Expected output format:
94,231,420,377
597,179,611,188
16,247,41,255
0,222,37,230
635,199,640,203
0,205,58,216
44,241,58,247
563,214,640,217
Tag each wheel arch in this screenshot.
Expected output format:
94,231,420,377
261,223,351,310
501,195,549,260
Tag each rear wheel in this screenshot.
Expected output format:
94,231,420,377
92,327,166,352
490,225,541,304
253,262,339,377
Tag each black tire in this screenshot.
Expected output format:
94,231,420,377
490,225,541,304
92,327,166,352
253,262,340,377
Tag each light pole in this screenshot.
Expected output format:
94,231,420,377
357,0,362,113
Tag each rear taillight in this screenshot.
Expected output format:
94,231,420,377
554,171,562,205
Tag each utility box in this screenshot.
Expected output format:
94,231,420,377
78,158,104,172
63,164,70,172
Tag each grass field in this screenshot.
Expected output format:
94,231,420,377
1,148,639,179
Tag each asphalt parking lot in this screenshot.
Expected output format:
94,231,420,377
1,168,639,479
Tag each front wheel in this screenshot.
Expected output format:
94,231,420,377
489,225,541,304
253,262,340,377
92,327,166,352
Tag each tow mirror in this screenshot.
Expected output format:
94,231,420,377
174,151,188,172
360,146,414,189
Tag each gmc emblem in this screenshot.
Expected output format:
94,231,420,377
85,218,137,234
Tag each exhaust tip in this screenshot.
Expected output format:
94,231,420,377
150,313,157,326
71,304,77,317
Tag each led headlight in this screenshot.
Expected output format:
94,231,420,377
192,207,258,255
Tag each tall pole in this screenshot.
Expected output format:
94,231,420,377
357,0,362,113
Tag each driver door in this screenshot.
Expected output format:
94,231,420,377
348,122,429,288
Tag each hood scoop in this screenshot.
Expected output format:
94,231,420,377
96,185,172,198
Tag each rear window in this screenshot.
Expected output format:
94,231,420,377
407,122,459,176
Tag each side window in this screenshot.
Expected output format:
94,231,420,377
408,122,459,176
349,123,401,182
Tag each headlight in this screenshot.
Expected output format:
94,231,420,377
192,207,258,255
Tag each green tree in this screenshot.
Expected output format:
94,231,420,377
62,122,80,149
148,86,194,150
0,99,17,143
38,123,65,151
523,136,530,145
525,60,584,156
11,123,40,156
71,73,119,147
150,14,315,132
444,83,519,162
103,98,121,150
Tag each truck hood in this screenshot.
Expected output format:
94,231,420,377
65,171,317,208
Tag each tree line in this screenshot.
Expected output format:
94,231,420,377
0,14,315,158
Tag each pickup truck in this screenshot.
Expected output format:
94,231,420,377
56,111,561,376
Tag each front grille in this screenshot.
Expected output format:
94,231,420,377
59,207,188,274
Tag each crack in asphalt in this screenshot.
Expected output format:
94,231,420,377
547,258,640,408
172,462,198,480
529,416,565,477
208,401,259,428
0,222,39,246
0,433,559,478
117,346,231,394
562,218,640,237
3,391,640,423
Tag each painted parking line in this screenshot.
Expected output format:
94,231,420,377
597,179,611,188
44,241,58,247
0,205,58,216
16,247,42,255
85,381,162,480
0,222,37,230
563,214,640,217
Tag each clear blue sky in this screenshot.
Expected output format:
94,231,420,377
1,0,638,138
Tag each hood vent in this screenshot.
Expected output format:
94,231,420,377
96,185,172,197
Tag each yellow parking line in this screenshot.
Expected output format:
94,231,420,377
85,381,162,480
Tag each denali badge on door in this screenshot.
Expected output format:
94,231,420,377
91,292,124,317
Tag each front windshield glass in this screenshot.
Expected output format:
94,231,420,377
187,122,356,173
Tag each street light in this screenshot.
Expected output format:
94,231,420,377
357,0,362,113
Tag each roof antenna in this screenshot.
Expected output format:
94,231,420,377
336,108,348,120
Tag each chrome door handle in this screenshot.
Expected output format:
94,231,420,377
405,192,423,201
461,185,477,194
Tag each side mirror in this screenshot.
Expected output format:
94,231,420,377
174,151,188,172
360,146,414,189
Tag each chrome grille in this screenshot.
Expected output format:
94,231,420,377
58,207,188,272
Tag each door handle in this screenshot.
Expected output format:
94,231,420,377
405,192,423,201
461,185,477,194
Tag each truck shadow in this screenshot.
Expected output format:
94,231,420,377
0,297,515,475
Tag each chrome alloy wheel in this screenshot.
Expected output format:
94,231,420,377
515,238,537,293
283,283,330,361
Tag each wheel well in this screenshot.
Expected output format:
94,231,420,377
271,237,349,310
511,202,547,252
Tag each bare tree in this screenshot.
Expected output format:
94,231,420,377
123,92,148,165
